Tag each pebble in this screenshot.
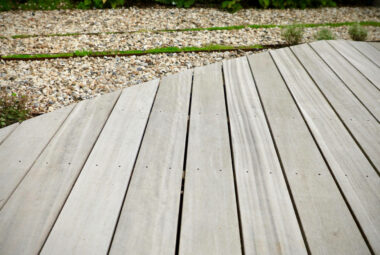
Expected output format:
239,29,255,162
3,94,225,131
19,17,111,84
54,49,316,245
0,7,379,36
0,51,263,113
0,6,379,114
2,26,379,55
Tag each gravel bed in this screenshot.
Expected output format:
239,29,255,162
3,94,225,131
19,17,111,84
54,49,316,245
0,7,379,36
1,6,379,115
1,26,379,55
0,51,263,113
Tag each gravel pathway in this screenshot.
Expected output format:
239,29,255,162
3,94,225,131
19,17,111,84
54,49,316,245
0,51,259,113
1,7,379,36
1,26,379,55
1,6,379,115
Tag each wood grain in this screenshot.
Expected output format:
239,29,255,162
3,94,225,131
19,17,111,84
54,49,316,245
179,63,242,255
292,43,380,172
349,41,380,66
0,123,19,145
369,42,380,51
248,52,370,254
0,91,120,255
223,56,307,255
309,41,380,121
329,40,380,89
109,70,192,255
0,104,74,208
271,47,380,254
40,80,158,255
0,40,378,255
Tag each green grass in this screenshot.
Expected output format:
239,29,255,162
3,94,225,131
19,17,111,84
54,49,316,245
349,23,368,41
4,21,379,40
11,34,34,39
281,25,304,45
164,25,247,32
247,24,277,29
74,50,92,57
1,52,74,59
1,44,265,60
314,28,335,40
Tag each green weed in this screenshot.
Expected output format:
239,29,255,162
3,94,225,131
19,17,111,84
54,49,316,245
0,91,31,128
314,28,335,40
281,26,304,45
349,23,368,41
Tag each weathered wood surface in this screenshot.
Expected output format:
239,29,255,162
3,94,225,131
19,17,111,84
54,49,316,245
0,105,73,208
223,56,307,255
309,41,380,121
292,43,380,172
271,47,380,254
1,40,378,255
329,40,380,89
0,123,18,144
179,63,241,255
248,52,369,254
41,81,158,255
369,42,380,51
349,41,380,66
109,71,192,255
0,92,120,255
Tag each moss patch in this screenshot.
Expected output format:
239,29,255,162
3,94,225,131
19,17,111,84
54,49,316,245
1,44,265,60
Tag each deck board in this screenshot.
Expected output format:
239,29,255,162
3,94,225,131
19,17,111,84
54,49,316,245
309,41,380,121
109,71,192,255
0,123,18,145
369,42,380,51
223,56,307,255
271,47,380,254
0,104,73,208
41,80,158,255
329,40,380,89
179,63,241,255
349,41,380,66
0,92,120,255
0,40,378,255
248,52,369,254
292,43,380,172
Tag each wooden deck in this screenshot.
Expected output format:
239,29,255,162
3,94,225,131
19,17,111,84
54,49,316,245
0,40,379,255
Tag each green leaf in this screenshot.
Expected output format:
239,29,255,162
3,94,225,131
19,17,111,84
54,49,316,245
258,0,270,8
84,0,92,6
221,1,229,8
184,0,195,8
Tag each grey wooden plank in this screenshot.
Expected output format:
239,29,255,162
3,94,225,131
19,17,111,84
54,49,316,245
0,123,19,145
349,41,380,66
0,104,74,208
223,57,307,255
329,40,380,89
0,91,120,255
41,80,159,255
369,42,380,51
309,41,380,121
271,47,380,254
292,43,380,172
179,63,242,255
109,70,192,255
248,52,370,254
